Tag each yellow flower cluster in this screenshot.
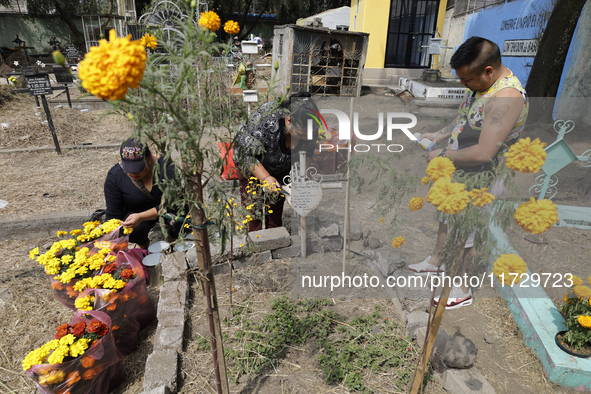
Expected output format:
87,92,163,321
56,231,68,237
391,236,405,248
571,275,584,286
577,315,591,329
74,295,96,311
38,370,66,385
513,197,558,234
73,273,127,292
468,187,496,207
199,11,221,31
224,20,240,35
574,285,591,299
426,177,470,215
426,157,456,181
53,247,111,283
408,196,424,212
140,33,157,50
492,254,528,285
504,137,547,173
22,335,90,371
79,29,146,101
421,176,430,185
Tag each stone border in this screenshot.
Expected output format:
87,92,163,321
0,210,95,241
489,204,591,392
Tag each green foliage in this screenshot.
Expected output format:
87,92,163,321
221,297,420,392
561,290,591,350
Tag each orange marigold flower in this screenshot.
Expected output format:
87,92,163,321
468,187,495,207
81,356,95,368
199,11,221,31
577,315,591,329
87,320,109,337
391,236,405,248
504,137,547,173
52,282,64,290
72,322,87,337
82,365,103,380
426,157,455,181
514,197,558,234
65,371,81,387
106,302,117,311
120,268,135,280
574,285,591,299
55,324,71,339
103,264,117,274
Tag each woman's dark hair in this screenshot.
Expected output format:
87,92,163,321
279,92,320,140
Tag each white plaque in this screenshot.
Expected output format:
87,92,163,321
291,181,322,217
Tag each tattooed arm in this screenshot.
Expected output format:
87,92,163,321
421,115,460,144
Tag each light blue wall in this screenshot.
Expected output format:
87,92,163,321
461,0,554,86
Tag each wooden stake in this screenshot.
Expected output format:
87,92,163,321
342,97,354,275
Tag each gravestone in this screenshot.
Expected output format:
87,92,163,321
52,66,74,84
65,44,79,60
25,74,53,96
21,66,38,76
291,181,322,217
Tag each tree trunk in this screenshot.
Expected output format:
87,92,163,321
52,0,85,48
525,0,586,123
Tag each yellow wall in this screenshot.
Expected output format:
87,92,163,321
350,0,448,69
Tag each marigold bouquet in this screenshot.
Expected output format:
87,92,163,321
23,311,124,394
561,277,591,350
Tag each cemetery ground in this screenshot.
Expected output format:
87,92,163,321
1,85,590,393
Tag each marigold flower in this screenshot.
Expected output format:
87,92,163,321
103,264,117,274
391,236,405,248
421,176,430,185
514,197,558,234
87,320,109,337
574,285,591,299
492,253,527,286
199,11,221,31
504,137,547,173
29,247,40,260
70,229,83,235
589,276,591,286
571,275,584,286
56,230,68,237
66,370,81,387
78,29,146,100
82,365,103,380
469,187,496,207
72,322,87,336
426,177,469,214
81,355,95,368
121,268,135,280
426,157,455,181
408,196,424,212
577,315,591,329
55,324,71,339
39,370,66,385
69,338,91,358
140,33,157,49
224,20,240,35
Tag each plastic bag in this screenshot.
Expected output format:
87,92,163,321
49,228,129,310
75,249,155,355
25,310,124,394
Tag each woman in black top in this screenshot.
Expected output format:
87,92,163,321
234,92,319,231
104,138,181,248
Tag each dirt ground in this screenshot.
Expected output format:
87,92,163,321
1,86,590,393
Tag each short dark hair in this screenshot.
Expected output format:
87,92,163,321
280,92,320,140
450,36,501,74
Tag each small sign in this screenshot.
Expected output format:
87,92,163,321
291,181,322,217
26,74,53,96
65,44,79,59
22,66,38,76
53,66,73,83
428,38,442,54
502,39,538,57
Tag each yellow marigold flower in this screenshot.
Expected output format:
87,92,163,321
56,230,68,237
492,253,528,285
38,370,66,385
75,295,95,311
70,229,83,235
426,177,469,214
199,11,221,31
437,191,470,215
29,247,40,260
391,236,405,248
268,210,273,213
70,338,91,358
514,197,558,234
224,20,240,35
504,137,547,173
123,227,133,234
408,196,424,212
78,29,146,100
426,157,455,181
468,187,496,207
239,244,244,247
140,33,157,49
571,275,584,286
421,176,430,185
47,344,70,364
577,315,591,329
589,276,591,286
574,285,591,299
379,218,385,224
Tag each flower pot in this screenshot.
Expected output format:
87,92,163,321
555,331,591,358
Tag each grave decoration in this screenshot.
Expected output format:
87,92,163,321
30,219,132,309
559,276,591,355
74,249,155,355
22,311,124,394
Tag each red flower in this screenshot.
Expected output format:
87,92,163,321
87,320,109,337
103,264,117,274
72,322,87,337
55,324,71,339
120,269,135,280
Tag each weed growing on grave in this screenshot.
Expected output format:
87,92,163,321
221,297,421,392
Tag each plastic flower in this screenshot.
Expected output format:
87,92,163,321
199,11,221,31
469,187,496,207
426,177,469,214
224,20,240,35
574,285,591,299
577,315,591,329
78,29,146,100
140,33,157,49
504,137,547,173
421,176,430,185
492,254,528,285
408,196,424,212
391,236,405,248
426,157,455,181
514,197,558,234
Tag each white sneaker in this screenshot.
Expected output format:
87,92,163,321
433,286,473,310
408,255,445,275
